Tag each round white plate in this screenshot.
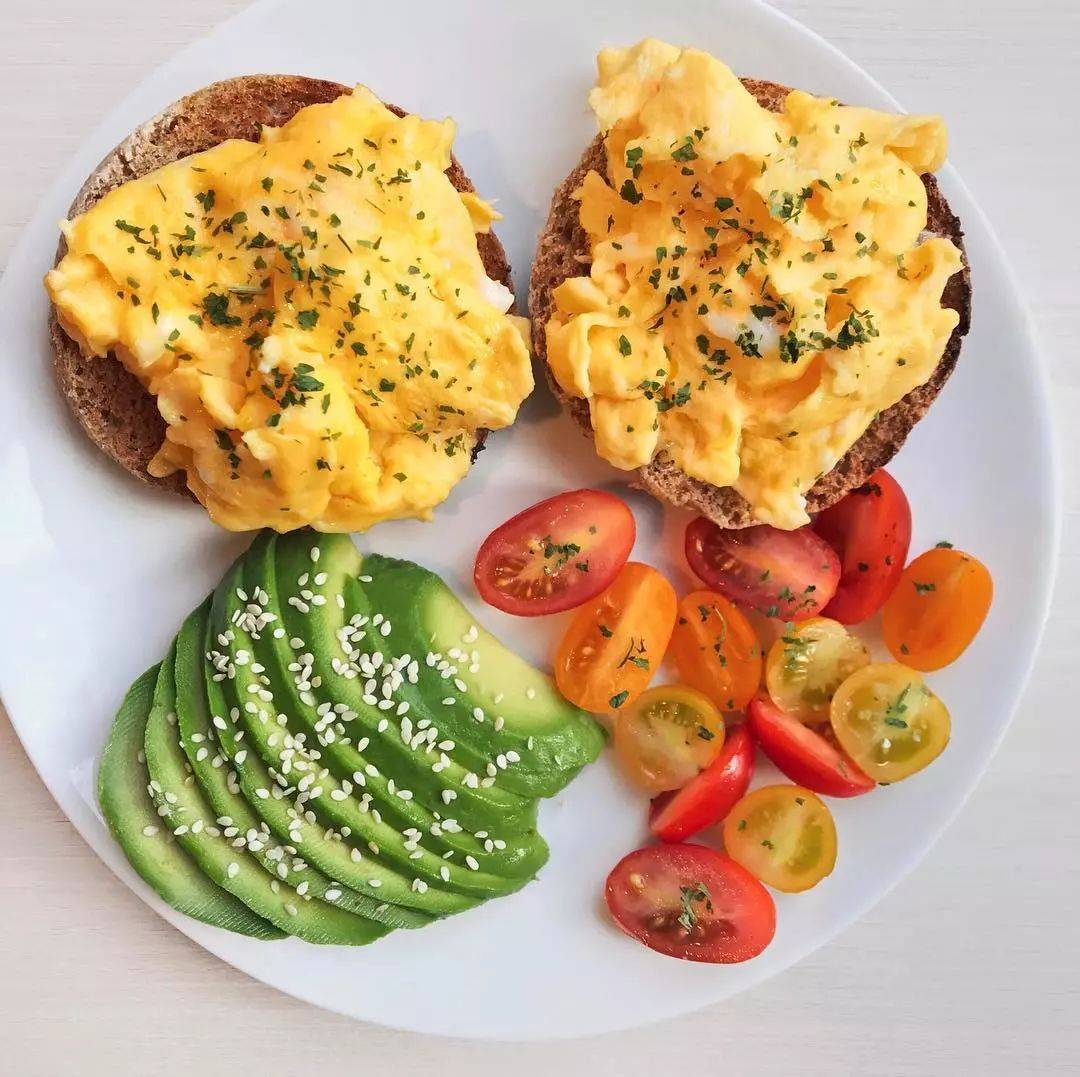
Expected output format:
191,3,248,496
0,0,1058,1041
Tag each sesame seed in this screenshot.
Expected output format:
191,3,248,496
325,888,342,901
141,825,158,837
227,862,239,878
465,855,479,871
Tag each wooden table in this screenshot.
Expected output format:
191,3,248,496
1,1,1076,1072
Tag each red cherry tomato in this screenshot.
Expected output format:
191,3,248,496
474,489,635,616
649,724,756,842
685,517,840,621
748,694,874,798
605,844,776,964
813,470,912,624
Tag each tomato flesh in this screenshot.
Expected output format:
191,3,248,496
764,617,870,724
881,547,993,670
614,685,725,794
685,517,840,621
814,470,912,624
669,590,763,712
748,695,873,798
554,562,677,713
605,844,776,963
830,663,950,783
474,488,635,616
723,785,837,893
650,724,756,841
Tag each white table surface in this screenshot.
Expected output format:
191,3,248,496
1,1,1077,1072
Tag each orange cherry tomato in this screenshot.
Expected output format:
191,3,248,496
881,547,993,671
669,590,763,712
554,562,677,714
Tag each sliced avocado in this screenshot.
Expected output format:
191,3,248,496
198,576,446,924
143,646,387,945
357,554,605,796
209,556,502,911
173,600,415,931
272,529,538,834
264,530,549,878
97,663,283,940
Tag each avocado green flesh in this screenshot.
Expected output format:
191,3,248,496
357,555,606,795
267,530,549,877
273,530,539,836
101,527,605,945
97,663,283,940
206,561,473,917
142,649,387,945
224,542,529,903
172,602,419,931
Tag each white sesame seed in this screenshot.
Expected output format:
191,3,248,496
141,825,158,837
227,862,239,879
325,888,342,901
466,855,479,871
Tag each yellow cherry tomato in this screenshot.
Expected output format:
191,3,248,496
613,684,725,794
722,784,837,893
765,617,870,724
830,663,950,783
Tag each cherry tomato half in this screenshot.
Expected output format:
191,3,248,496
881,547,993,671
830,663,951,783
748,694,874,798
814,470,912,624
669,590,763,712
554,562,677,713
764,617,870,724
605,843,776,963
685,517,840,621
614,685,725,794
650,724,756,842
474,489,636,616
723,785,838,893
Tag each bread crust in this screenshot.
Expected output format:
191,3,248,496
50,75,515,495
528,77,973,528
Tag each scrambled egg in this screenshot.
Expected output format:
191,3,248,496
47,87,533,532
545,40,963,528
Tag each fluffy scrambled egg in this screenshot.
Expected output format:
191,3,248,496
545,40,963,528
47,87,533,532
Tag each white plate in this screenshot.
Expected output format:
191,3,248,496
0,0,1058,1041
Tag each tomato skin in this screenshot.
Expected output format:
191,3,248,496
881,547,993,671
554,562,677,713
669,590,763,712
649,724,756,842
685,517,840,621
722,785,837,893
474,489,636,616
605,843,776,964
748,695,873,798
813,470,911,624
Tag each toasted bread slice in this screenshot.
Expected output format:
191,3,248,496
529,77,972,528
50,75,514,495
